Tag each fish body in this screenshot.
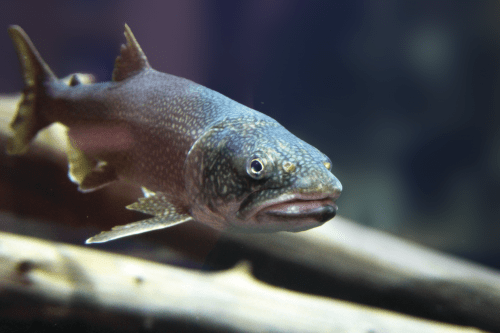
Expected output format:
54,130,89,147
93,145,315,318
7,25,342,243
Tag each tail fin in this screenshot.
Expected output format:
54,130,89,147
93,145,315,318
7,25,57,154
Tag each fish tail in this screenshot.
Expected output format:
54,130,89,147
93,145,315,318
6,25,57,155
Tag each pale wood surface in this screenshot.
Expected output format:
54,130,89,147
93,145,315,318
0,231,486,333
218,220,500,330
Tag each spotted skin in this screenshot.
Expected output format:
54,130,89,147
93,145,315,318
185,116,342,232
7,24,342,243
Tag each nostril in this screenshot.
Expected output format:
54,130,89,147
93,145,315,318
282,161,296,173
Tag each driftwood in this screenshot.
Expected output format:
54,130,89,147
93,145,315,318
0,94,68,153
209,220,500,332
0,231,486,333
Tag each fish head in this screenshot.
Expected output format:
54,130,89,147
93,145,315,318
184,117,342,232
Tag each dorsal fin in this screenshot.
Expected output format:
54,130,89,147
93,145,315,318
112,24,150,82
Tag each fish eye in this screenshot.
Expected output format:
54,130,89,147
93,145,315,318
246,153,271,180
248,158,265,179
251,159,263,173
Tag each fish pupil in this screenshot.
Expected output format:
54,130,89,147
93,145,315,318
251,160,263,173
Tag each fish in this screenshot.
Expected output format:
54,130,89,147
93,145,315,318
6,24,342,244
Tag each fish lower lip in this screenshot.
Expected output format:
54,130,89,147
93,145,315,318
259,199,337,223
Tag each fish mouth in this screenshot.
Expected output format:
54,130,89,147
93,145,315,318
238,191,339,226
258,197,337,223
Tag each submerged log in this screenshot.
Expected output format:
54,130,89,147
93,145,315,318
0,231,485,333
206,220,500,332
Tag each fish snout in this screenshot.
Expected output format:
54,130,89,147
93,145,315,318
294,167,342,200
286,171,341,225
330,177,342,199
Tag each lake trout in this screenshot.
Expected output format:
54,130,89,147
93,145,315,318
7,25,342,244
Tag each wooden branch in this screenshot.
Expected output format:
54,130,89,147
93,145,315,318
211,220,500,331
0,93,67,154
0,231,485,333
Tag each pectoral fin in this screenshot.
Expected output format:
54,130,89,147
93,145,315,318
67,137,118,192
85,188,193,244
